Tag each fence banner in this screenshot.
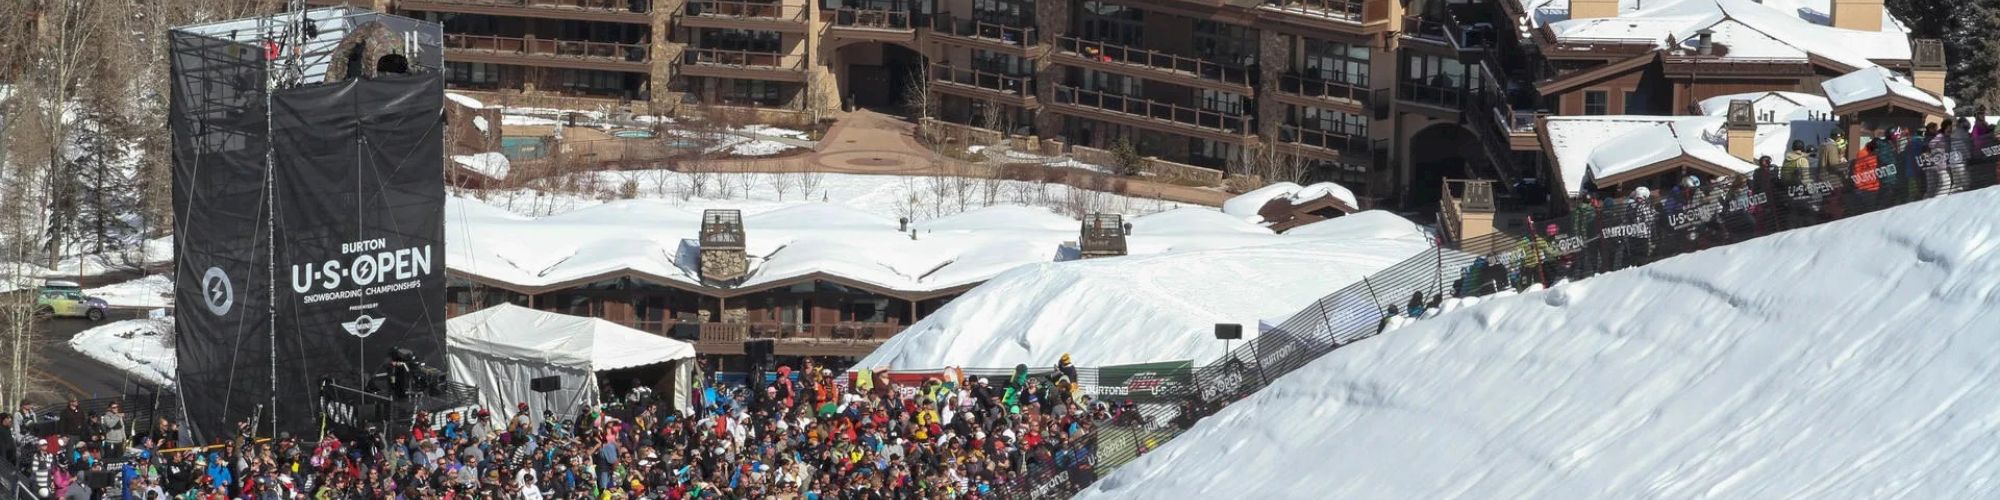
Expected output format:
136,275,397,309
1093,361,1193,402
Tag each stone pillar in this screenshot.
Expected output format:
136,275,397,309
1256,30,1290,144
649,3,679,110
1032,0,1070,138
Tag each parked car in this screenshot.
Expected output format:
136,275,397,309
38,280,108,321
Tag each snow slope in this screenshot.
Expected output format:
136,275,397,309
85,274,172,309
851,212,1435,369
1080,187,2000,499
68,318,175,388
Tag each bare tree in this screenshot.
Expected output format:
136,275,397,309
947,161,977,213
1240,146,1310,186
895,175,922,222
799,164,826,201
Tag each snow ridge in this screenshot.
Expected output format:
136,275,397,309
1080,187,2000,499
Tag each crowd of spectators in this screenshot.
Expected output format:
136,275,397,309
1,356,1116,499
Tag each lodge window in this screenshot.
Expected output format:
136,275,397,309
1189,139,1238,168
561,69,626,92
719,78,786,106
1402,52,1476,89
973,49,1032,76
1300,37,1369,86
1289,106,1368,137
1584,90,1609,115
1077,69,1142,96
973,0,1034,27
1076,1,1144,47
1193,20,1257,67
445,62,501,86
1199,89,1247,116
1623,90,1642,114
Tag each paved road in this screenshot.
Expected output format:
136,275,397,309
31,309,156,405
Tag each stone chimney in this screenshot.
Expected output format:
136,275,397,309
1831,0,1883,32
1570,0,1619,20
1912,38,1947,99
698,209,747,284
1724,99,1758,162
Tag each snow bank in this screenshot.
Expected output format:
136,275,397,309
445,92,485,109
453,153,512,181
454,154,512,184
852,213,1433,369
1221,182,1303,222
1082,186,2000,499
85,274,172,309
68,318,175,388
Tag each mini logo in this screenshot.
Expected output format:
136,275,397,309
201,267,233,316
342,315,384,338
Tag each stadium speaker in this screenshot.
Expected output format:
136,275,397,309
745,339,776,362
1214,323,1243,340
530,376,560,393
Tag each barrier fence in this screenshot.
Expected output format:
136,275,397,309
989,135,2000,498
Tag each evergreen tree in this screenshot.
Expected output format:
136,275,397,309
1890,0,2000,111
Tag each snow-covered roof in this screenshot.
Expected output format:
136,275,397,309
1821,66,1948,111
1543,0,1910,69
1543,115,1762,194
446,92,485,109
1220,182,1360,225
850,210,1436,369
452,153,511,181
1525,0,1905,31
1079,184,2000,499
1697,91,1840,161
447,304,694,371
446,197,1379,296
1542,116,1679,195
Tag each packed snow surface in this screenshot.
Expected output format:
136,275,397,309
85,274,172,309
68,318,175,388
852,211,1434,369
1081,187,2000,499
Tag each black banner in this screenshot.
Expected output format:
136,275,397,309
169,30,275,443
270,72,448,434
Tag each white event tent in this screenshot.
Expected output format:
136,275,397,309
447,304,697,417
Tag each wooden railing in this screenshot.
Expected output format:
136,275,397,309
1278,72,1370,105
443,34,650,63
1259,0,1364,21
930,17,1037,48
930,63,1034,97
414,0,651,14
692,321,904,343
1051,85,1250,135
1397,79,1465,109
1279,125,1369,154
685,0,807,21
681,48,806,70
830,7,915,30
1056,35,1254,88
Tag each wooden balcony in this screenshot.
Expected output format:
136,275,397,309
1276,124,1369,163
399,0,652,24
1047,85,1252,143
1273,72,1370,114
1256,0,1382,35
929,63,1037,107
928,17,1038,55
680,0,810,32
1052,36,1254,95
828,8,918,43
689,321,902,356
443,34,652,73
677,48,808,82
1397,79,1466,113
